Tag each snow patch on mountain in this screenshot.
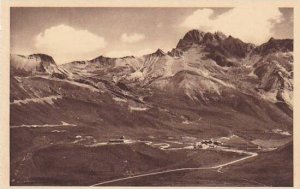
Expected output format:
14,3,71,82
11,95,62,105
113,97,128,103
247,70,257,77
129,106,148,112
259,91,278,103
36,75,100,92
127,70,145,81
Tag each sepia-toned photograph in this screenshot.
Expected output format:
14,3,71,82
5,2,296,187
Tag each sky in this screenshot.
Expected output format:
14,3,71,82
11,7,293,64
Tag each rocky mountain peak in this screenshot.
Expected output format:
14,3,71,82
176,29,248,53
182,29,206,42
89,55,116,64
214,31,227,40
145,49,167,58
153,49,167,56
176,29,206,50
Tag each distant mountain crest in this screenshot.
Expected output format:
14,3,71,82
182,29,205,43
153,49,167,57
252,38,293,56
10,54,67,79
28,53,56,65
10,28,294,125
176,29,205,50
176,30,228,50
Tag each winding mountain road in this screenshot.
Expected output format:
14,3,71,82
90,141,258,186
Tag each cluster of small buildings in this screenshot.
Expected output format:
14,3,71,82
194,139,223,149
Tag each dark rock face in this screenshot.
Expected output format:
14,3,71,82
28,54,56,65
221,36,255,58
168,48,183,57
205,53,237,67
183,29,205,41
203,36,253,67
176,30,255,66
176,30,228,49
176,30,205,50
68,61,86,65
252,38,293,56
121,55,135,59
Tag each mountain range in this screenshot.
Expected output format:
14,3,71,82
10,29,293,186
11,29,293,113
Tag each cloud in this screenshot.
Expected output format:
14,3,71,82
136,48,155,56
35,24,106,63
121,33,145,43
181,7,284,44
181,9,215,30
106,50,132,58
106,48,154,58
